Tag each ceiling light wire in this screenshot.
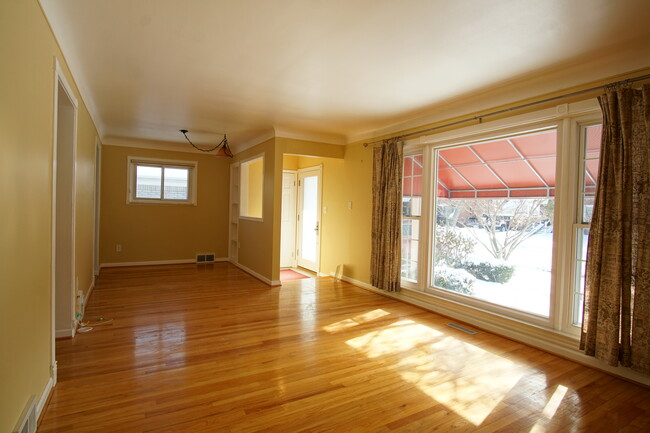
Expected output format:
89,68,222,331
180,129,234,157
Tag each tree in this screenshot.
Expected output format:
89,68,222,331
445,198,552,261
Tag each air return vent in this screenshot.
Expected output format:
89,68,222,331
196,253,215,264
13,395,36,433
446,323,478,335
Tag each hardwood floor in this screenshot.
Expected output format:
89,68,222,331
40,263,650,432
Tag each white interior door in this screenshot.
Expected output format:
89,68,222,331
296,166,322,272
280,171,297,268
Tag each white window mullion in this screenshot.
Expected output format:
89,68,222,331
127,156,196,205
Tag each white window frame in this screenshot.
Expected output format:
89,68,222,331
567,116,604,333
401,149,431,289
127,156,197,205
401,100,602,337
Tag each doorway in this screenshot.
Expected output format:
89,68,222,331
296,166,322,273
51,62,78,383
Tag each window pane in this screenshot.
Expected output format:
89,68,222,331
135,165,162,198
432,130,556,317
401,218,419,281
573,227,589,325
164,167,189,200
402,154,423,283
403,155,423,217
582,125,601,223
300,175,318,262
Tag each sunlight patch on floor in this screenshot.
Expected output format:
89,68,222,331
346,319,529,425
323,309,390,333
529,385,568,433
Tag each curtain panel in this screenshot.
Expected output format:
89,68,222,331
580,84,650,374
371,138,403,292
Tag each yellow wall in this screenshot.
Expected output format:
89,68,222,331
100,145,230,264
0,0,100,430
282,154,299,170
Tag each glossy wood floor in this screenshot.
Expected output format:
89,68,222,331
40,264,650,432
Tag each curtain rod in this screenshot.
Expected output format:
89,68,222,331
363,73,650,147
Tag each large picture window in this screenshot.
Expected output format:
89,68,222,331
400,101,602,334
433,130,556,317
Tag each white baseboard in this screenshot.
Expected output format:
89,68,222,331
100,258,228,268
55,328,73,338
84,280,94,308
36,375,54,421
333,273,650,387
230,261,281,286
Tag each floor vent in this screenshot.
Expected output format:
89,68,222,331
13,395,36,433
446,323,478,335
196,253,216,264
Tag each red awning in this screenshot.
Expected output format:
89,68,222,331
438,130,557,198
403,127,602,200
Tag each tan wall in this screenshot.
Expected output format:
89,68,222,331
333,143,374,283
0,0,100,430
233,139,278,281
99,146,230,264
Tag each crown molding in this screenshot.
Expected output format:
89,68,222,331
273,127,346,145
231,131,276,154
102,136,204,155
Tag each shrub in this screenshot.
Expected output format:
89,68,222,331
462,260,515,283
434,266,475,295
435,228,476,267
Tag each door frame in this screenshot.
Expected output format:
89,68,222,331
51,58,78,385
296,165,322,273
93,136,101,277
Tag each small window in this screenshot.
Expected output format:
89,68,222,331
128,157,197,204
240,155,264,220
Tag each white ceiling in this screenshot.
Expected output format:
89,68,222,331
40,0,650,152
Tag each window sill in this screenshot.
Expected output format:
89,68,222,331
403,287,577,342
239,216,263,222
128,199,196,206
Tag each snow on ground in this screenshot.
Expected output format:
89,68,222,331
454,228,553,317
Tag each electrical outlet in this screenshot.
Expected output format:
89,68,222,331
116,244,122,252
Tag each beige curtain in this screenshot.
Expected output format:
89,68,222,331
371,138,403,292
580,84,650,374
